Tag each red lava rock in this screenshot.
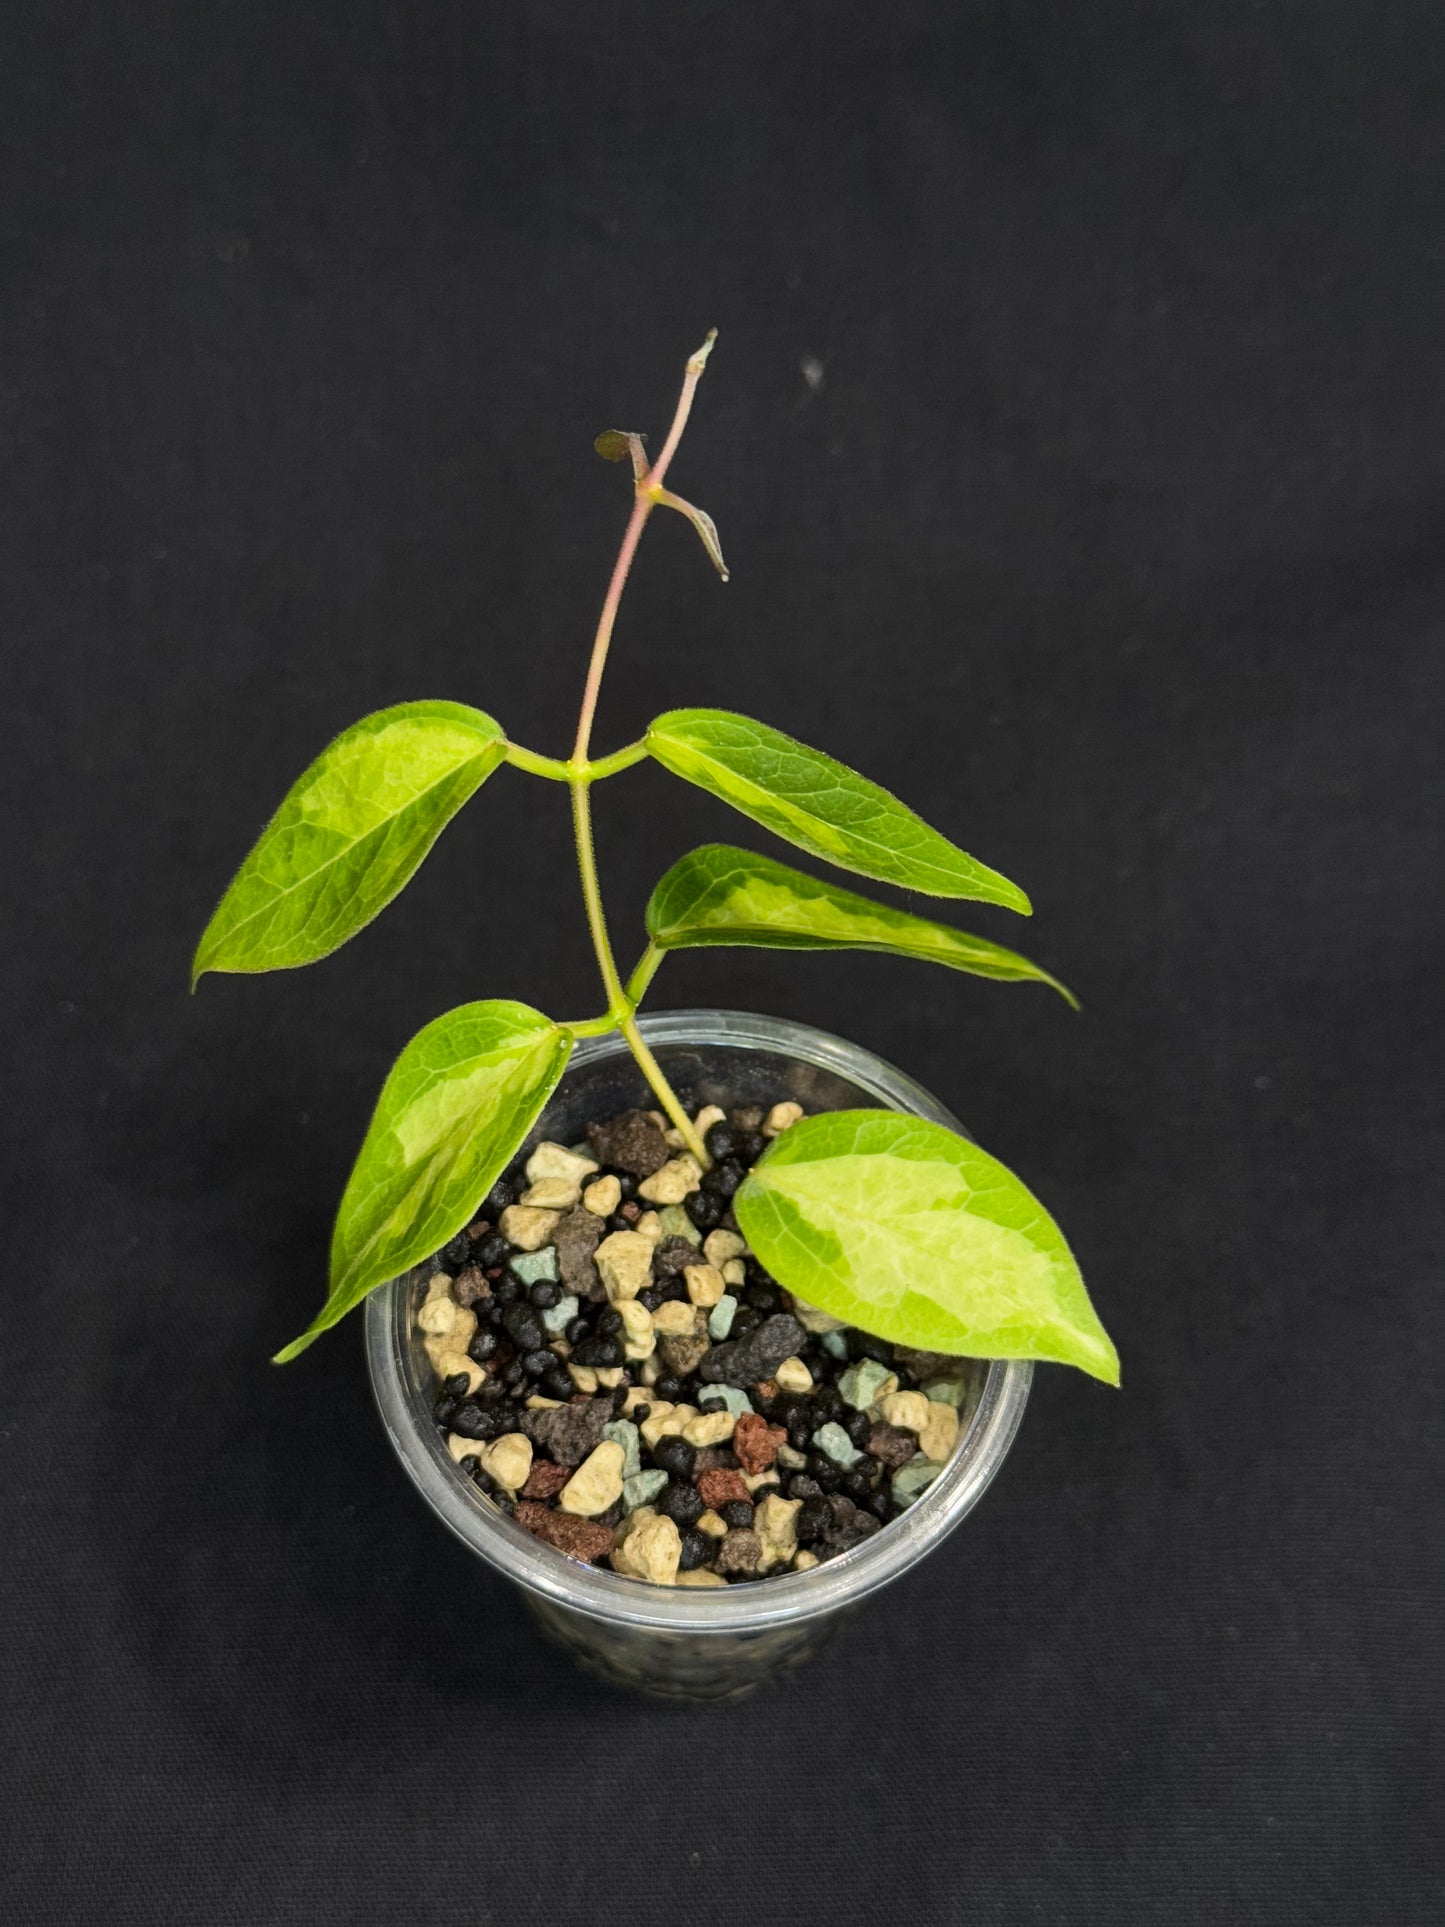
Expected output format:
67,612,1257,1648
865,1423,917,1469
696,1467,751,1511
452,1263,491,1308
520,1459,571,1501
513,1502,615,1565
733,1411,787,1475
586,1108,670,1179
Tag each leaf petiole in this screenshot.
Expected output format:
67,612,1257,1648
625,939,665,1007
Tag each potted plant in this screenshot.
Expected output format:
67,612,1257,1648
194,334,1117,1698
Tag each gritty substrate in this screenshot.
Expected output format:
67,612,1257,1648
418,1099,972,1589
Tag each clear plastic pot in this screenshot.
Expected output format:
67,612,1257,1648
366,1010,1031,1700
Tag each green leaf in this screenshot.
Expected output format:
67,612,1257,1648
646,844,1076,1005
734,1110,1118,1383
644,708,1029,910
193,701,506,982
276,1000,572,1362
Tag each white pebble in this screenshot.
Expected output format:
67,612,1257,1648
682,1409,737,1446
619,1299,656,1360
703,1228,746,1268
429,1347,483,1393
651,1300,704,1338
763,1101,804,1137
684,1263,726,1308
500,1205,562,1252
582,1174,621,1217
525,1141,598,1186
520,1175,580,1211
558,1440,626,1516
773,1355,814,1395
611,1508,681,1585
919,1401,960,1463
479,1433,531,1492
879,1390,931,1434
754,1493,802,1571
638,1155,703,1205
595,1230,654,1301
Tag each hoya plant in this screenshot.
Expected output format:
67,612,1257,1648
194,334,1118,1387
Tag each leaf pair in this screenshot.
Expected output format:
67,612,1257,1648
192,702,1031,984
299,1003,1115,1379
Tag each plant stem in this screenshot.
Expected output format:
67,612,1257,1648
565,334,718,1168
569,774,628,1018
568,768,707,1162
571,330,717,767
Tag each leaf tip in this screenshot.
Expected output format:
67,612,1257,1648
271,1331,314,1365
1051,976,1082,1013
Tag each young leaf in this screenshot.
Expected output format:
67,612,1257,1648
275,1000,573,1362
646,844,1076,1004
193,701,506,982
645,709,1029,910
654,489,729,580
735,1111,1118,1383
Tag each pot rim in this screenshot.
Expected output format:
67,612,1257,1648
365,1009,1032,1633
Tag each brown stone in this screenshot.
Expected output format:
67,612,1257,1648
820,1491,882,1555
732,1411,787,1475
652,1236,703,1279
713,1527,762,1575
658,1332,711,1378
893,1346,965,1381
865,1423,918,1469
520,1458,571,1501
696,1467,750,1511
586,1108,670,1179
513,1502,616,1565
553,1206,605,1300
452,1263,491,1308
690,1446,738,1475
520,1395,614,1467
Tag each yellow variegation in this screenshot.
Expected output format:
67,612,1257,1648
645,708,1029,909
193,701,506,980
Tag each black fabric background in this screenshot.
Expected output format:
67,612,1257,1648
2,5,1441,1922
